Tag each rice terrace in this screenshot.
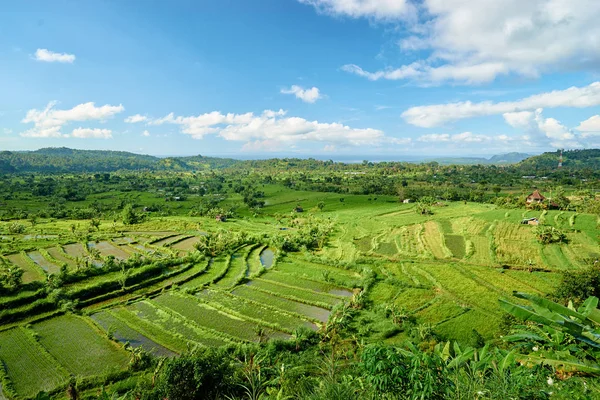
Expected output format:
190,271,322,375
8,0,600,397
0,148,599,398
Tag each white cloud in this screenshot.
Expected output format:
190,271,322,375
298,0,415,20
418,133,450,142
142,130,151,137
503,111,536,130
34,48,76,63
125,114,148,123
341,63,422,81
576,115,600,132
503,108,582,148
21,101,124,138
333,0,600,85
71,128,112,139
343,62,509,85
3,128,12,135
147,109,386,148
281,85,322,103
402,82,600,127
451,132,490,143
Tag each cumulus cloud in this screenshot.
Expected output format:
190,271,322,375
71,128,112,139
34,48,76,63
451,132,490,143
147,109,386,148
142,130,151,137
343,62,509,85
576,115,600,132
281,85,322,103
330,0,600,85
341,63,422,81
503,108,582,148
20,101,124,138
402,82,600,127
125,114,148,123
298,0,415,20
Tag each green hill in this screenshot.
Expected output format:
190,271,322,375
518,149,600,170
0,148,240,173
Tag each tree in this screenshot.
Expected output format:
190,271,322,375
121,204,140,225
317,201,325,211
1,267,23,289
8,222,25,234
535,226,567,244
89,218,100,231
156,351,235,400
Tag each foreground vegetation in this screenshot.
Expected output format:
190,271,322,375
1,148,600,399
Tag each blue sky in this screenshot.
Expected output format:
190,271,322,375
1,0,600,158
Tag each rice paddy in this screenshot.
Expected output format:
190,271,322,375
1,196,598,399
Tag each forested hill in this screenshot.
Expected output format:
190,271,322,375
1,147,599,174
0,148,240,173
517,149,600,171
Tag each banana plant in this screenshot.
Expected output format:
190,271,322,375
499,292,600,373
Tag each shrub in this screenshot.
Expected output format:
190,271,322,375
535,226,567,244
155,349,236,400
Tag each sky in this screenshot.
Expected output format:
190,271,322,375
1,0,600,158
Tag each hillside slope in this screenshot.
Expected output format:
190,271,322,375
0,148,240,173
518,149,600,170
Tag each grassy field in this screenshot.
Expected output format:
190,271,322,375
0,327,69,398
1,183,599,398
32,314,130,377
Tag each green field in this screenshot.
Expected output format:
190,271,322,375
0,327,69,398
1,179,599,398
32,314,130,377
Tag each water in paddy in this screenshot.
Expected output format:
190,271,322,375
259,248,275,268
27,251,59,273
328,288,354,297
23,234,58,240
91,312,177,358
112,237,134,244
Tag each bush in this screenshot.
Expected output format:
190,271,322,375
155,349,236,400
554,265,600,304
535,226,567,244
7,222,25,234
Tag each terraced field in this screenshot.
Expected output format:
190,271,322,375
0,327,69,398
32,314,130,377
1,200,598,398
5,253,45,283
0,234,352,399
27,251,60,274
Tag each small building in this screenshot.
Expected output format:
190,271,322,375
526,190,546,204
403,199,412,204
215,214,226,222
522,217,540,226
294,206,304,213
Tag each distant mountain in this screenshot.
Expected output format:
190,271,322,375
518,149,600,170
431,152,531,165
4,147,597,174
488,152,533,164
0,147,240,173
